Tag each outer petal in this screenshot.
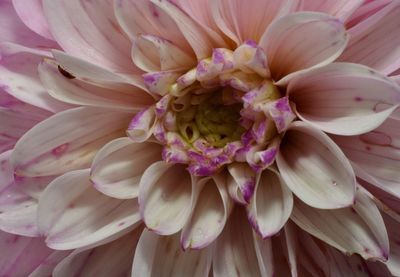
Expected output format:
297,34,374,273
213,207,261,277
291,189,390,261
53,227,142,277
139,162,193,235
247,168,293,238
11,107,131,177
42,0,136,71
29,251,71,277
181,174,233,250
288,63,400,136
339,1,400,75
38,60,154,111
253,234,274,277
277,122,356,209
211,0,298,45
260,12,348,83
132,229,211,277
91,138,162,199
37,169,141,250
383,213,400,276
300,0,363,21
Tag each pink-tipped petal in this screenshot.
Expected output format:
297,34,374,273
227,162,257,204
261,12,348,83
139,162,193,235
291,189,390,261
276,122,356,209
11,107,131,177
339,1,400,75
127,107,157,143
289,63,400,135
300,0,363,21
37,169,141,250
132,229,211,277
91,138,162,199
181,174,233,250
247,168,293,238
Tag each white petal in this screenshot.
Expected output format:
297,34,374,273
227,162,257,204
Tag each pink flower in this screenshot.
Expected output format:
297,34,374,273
1,0,400,275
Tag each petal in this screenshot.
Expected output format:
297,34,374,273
339,1,400,75
288,63,400,136
132,230,211,277
127,106,157,143
12,0,54,40
247,168,293,238
91,138,162,199
53,227,142,277
227,162,257,204
29,251,71,277
132,34,195,72
213,207,261,277
211,0,298,45
332,117,400,202
300,0,363,20
11,107,131,177
37,169,141,250
38,60,154,111
260,12,348,83
291,189,390,261
383,213,400,276
276,121,356,209
253,234,274,277
42,0,136,71
181,174,233,250
139,162,193,235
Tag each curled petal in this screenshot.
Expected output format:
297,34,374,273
227,162,257,204
277,122,356,209
127,107,157,143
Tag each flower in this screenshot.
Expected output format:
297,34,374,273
1,0,400,276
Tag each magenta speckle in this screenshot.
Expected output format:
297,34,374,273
51,143,69,157
354,96,363,102
118,222,126,227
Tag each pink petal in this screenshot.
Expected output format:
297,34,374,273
213,207,262,276
181,174,233,249
346,0,392,28
12,0,54,40
139,162,193,235
127,107,157,143
37,169,141,250
253,234,274,277
260,12,348,83
227,162,257,204
38,60,154,111
300,0,363,21
339,1,400,75
211,0,298,45
291,189,389,261
383,212,400,276
42,0,136,72
11,107,131,177
247,168,293,238
91,138,162,199
53,227,142,277
29,251,71,277
288,63,400,135
276,122,356,209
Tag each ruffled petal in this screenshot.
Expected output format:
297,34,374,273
139,162,193,235
260,12,348,83
300,0,363,20
132,229,211,277
291,189,389,261
247,168,293,238
181,174,233,249
11,107,131,177
213,207,261,277
37,169,141,250
288,63,400,136
91,137,162,199
339,1,400,75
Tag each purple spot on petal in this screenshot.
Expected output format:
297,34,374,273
51,143,69,157
354,96,363,102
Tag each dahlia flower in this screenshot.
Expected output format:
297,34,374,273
1,0,400,276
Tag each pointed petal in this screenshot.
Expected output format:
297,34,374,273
300,0,363,20
91,138,162,199
213,207,261,277
339,1,400,75
38,60,154,111
37,169,141,250
277,122,356,209
11,107,131,177
211,0,298,45
260,12,348,83
139,162,193,235
291,189,390,261
247,168,293,238
181,174,233,249
53,227,142,277
227,162,257,204
132,230,211,277
288,63,400,135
